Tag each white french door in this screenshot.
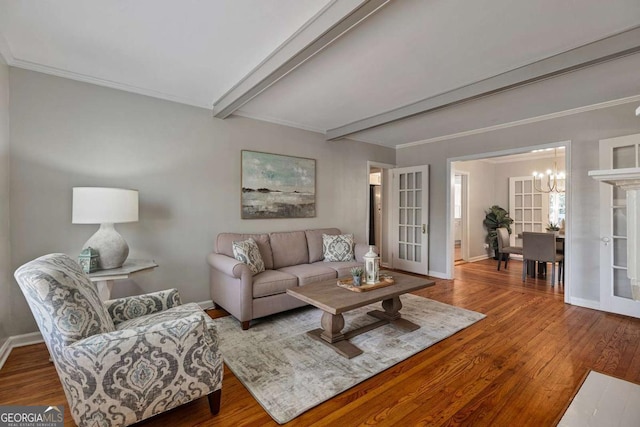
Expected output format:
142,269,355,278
599,134,640,318
509,176,550,247
391,165,429,274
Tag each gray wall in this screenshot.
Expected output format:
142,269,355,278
452,160,495,260
8,68,395,335
397,102,640,304
0,57,10,347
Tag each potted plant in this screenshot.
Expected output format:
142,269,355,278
483,205,514,259
546,222,560,235
350,267,363,286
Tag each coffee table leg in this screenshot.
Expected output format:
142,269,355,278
381,296,402,320
368,296,420,332
320,312,345,343
307,311,363,359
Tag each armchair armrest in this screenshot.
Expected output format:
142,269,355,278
62,311,222,426
207,253,251,278
104,288,182,326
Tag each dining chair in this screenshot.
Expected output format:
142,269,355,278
496,227,523,271
522,232,564,286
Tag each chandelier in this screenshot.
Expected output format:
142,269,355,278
532,149,565,193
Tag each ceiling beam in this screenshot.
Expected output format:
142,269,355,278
326,26,640,141
212,0,391,118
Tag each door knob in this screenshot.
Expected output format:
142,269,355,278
422,224,426,234
602,237,611,246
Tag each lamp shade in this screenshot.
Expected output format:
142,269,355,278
72,187,139,224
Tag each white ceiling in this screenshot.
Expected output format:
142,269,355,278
1,0,639,148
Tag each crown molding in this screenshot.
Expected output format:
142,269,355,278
9,56,212,109
232,110,325,134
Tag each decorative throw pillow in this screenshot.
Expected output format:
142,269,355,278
322,234,355,262
232,238,265,275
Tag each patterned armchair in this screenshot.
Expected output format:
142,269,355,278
14,253,223,427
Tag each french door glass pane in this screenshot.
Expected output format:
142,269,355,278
613,208,627,236
613,238,627,268
614,187,626,206
614,268,632,299
534,209,542,221
415,172,422,189
613,146,636,169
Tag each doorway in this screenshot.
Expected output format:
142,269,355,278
447,141,571,302
453,172,469,264
367,162,394,267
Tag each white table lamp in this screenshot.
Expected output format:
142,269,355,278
72,187,139,269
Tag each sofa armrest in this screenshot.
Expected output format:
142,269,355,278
104,289,182,325
355,243,378,262
207,253,251,278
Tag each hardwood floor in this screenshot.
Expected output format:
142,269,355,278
1,258,639,426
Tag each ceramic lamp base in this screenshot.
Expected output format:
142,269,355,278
83,223,129,269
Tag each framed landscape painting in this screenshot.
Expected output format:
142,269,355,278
241,150,316,219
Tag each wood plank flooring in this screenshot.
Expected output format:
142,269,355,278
1,259,639,426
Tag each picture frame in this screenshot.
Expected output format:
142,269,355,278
241,150,316,219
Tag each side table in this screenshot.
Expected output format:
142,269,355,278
88,259,158,300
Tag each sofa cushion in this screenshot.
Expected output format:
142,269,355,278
270,231,309,269
305,228,341,263
217,233,274,270
232,238,265,275
278,264,337,286
253,270,298,298
323,234,355,262
314,260,364,278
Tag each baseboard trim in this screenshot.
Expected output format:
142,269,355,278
0,331,44,371
467,255,490,263
0,339,10,371
428,270,448,279
198,300,215,310
568,297,601,312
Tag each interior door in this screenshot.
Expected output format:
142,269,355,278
391,165,429,274
509,176,550,246
599,134,640,318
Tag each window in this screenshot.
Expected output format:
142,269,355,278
454,175,462,219
549,191,565,226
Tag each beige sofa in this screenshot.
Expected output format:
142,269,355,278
207,228,370,329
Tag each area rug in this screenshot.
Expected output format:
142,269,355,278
212,294,485,424
558,371,640,426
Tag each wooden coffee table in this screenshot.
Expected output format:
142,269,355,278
286,271,435,358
